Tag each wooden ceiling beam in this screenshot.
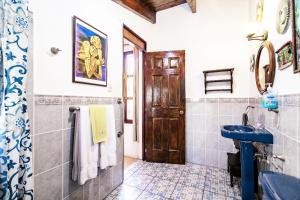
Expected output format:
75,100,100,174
112,0,156,24
155,0,186,12
186,0,196,13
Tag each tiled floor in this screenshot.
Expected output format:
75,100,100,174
106,160,241,200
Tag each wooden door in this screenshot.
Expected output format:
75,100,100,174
144,50,185,164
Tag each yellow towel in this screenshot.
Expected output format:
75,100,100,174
89,105,107,144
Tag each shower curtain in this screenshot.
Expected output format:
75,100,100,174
0,0,33,199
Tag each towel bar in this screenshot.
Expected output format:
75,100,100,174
69,98,122,112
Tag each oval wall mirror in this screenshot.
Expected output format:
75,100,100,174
255,41,276,94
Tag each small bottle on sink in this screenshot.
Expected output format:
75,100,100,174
262,84,278,109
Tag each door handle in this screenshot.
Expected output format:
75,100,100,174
179,110,184,115
117,131,123,138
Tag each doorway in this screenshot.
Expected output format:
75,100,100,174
122,26,146,170
122,27,186,169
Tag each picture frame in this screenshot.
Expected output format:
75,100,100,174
72,16,108,86
291,0,300,73
275,41,293,70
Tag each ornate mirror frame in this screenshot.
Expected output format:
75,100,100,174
255,41,276,94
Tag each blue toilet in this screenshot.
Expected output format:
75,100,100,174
259,171,300,200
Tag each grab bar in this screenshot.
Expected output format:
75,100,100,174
69,98,122,112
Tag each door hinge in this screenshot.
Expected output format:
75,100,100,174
145,148,147,152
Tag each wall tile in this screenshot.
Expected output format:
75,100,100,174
83,178,100,200
64,187,83,200
218,151,228,169
219,116,233,127
63,105,76,129
280,105,297,140
63,129,74,163
193,131,205,149
34,131,62,174
205,116,219,133
205,148,218,167
219,137,234,152
298,143,300,179
34,104,62,134
205,132,218,149
63,163,81,198
219,103,233,116
205,102,219,116
193,147,206,165
35,166,62,200
99,168,113,199
33,93,123,200
283,137,298,177
112,163,123,189
186,130,193,163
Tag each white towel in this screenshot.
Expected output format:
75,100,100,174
99,105,117,169
72,106,99,185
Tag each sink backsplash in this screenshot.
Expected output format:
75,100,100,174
248,94,300,179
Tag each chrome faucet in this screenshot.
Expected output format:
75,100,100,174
242,105,255,126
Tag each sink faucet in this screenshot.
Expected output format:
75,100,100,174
242,105,255,126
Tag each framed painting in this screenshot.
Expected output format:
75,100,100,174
73,16,108,86
291,0,300,73
275,41,293,70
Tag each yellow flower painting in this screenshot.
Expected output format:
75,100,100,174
73,16,108,86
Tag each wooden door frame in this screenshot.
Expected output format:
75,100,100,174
122,25,147,160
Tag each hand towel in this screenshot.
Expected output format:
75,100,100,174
99,105,117,169
72,106,99,185
89,105,107,144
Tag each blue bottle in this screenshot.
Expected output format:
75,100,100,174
262,84,278,109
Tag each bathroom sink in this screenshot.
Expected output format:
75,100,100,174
259,171,300,200
221,125,273,144
221,125,274,199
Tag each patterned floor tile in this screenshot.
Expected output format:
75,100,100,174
203,191,235,200
170,184,203,200
137,191,167,200
163,163,186,171
193,188,204,199
145,178,177,198
206,167,221,179
205,177,239,198
105,185,143,200
108,162,242,200
178,173,206,189
135,166,159,177
125,174,154,190
156,168,182,182
184,163,207,176
204,176,219,193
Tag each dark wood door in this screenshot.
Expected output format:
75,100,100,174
144,50,185,164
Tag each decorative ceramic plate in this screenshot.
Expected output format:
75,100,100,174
276,0,291,34
256,0,264,22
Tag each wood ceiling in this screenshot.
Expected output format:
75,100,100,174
112,0,196,24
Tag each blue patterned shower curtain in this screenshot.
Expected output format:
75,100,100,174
0,0,33,199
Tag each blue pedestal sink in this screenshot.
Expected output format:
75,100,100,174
221,125,273,200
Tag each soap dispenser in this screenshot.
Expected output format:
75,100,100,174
262,84,278,109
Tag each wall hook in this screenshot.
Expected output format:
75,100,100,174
50,47,62,55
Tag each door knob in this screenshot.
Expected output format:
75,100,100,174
179,110,184,115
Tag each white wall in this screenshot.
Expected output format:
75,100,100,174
29,0,154,97
147,0,251,98
249,0,300,97
30,0,251,99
